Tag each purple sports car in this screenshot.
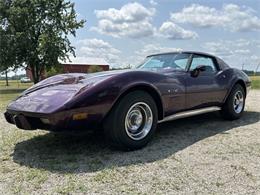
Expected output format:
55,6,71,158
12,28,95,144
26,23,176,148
4,51,251,150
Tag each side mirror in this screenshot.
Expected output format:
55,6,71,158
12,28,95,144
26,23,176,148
190,65,206,77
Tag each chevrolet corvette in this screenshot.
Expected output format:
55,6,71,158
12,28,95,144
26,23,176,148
4,51,251,150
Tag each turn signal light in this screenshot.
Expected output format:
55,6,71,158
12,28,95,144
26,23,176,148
73,113,88,120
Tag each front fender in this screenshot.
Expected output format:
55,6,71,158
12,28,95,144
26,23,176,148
118,81,163,101
66,71,166,122
108,81,164,119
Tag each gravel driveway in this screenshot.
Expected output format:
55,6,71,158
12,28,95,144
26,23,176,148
0,90,259,194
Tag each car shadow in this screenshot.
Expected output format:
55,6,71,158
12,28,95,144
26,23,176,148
12,111,260,173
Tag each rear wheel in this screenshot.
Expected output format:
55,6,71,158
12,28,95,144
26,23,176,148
103,91,158,150
221,84,245,120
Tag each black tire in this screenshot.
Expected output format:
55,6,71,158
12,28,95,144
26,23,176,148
221,84,245,120
103,90,158,150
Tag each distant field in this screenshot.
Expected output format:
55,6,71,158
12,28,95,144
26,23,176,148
0,80,33,94
0,80,33,89
250,76,260,89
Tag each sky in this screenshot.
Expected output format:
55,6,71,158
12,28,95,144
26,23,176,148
7,0,260,76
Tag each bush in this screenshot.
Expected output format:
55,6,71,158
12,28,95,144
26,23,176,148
46,64,63,77
87,65,103,73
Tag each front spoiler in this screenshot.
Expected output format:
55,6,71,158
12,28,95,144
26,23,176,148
4,111,51,130
4,107,104,132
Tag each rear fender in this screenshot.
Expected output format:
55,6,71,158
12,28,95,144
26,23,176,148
223,70,248,103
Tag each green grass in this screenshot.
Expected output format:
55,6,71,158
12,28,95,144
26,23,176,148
0,92,77,194
0,80,33,89
250,76,260,89
0,77,259,194
0,80,33,95
0,93,19,110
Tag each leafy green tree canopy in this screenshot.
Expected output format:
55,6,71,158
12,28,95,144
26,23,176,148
0,0,85,83
0,25,17,85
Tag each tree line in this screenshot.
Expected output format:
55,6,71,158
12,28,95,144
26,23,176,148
0,0,85,85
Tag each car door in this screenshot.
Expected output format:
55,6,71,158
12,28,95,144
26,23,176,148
185,54,224,109
160,53,191,115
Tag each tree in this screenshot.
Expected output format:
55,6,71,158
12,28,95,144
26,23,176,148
0,28,16,86
0,36,10,86
46,63,63,77
0,0,85,83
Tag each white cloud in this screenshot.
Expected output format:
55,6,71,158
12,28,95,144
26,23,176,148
234,49,250,55
92,2,199,40
203,39,255,57
136,44,182,56
251,55,260,62
159,21,198,40
203,42,233,57
207,39,253,56
65,56,109,65
149,0,158,6
76,38,121,64
171,4,260,32
253,40,260,48
95,2,155,23
202,39,260,69
233,39,251,48
92,2,156,38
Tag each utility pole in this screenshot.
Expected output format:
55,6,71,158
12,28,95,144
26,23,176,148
241,63,245,71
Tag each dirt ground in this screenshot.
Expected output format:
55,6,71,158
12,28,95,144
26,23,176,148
0,90,259,194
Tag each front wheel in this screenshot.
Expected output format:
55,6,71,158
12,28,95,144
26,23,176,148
103,91,158,150
221,84,245,120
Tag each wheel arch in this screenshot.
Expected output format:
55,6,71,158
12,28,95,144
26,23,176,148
235,80,247,97
224,79,247,103
106,84,164,121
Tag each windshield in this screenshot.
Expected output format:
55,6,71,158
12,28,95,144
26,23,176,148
137,53,190,72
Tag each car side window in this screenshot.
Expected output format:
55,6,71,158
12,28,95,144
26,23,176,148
190,55,217,73
173,56,189,70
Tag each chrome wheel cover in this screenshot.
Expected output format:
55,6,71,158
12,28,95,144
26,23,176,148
125,102,153,140
233,90,244,114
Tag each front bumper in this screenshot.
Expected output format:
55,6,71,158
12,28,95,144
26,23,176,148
4,111,52,130
4,107,104,132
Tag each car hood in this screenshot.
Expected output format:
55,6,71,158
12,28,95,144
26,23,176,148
22,69,131,95
7,69,132,113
